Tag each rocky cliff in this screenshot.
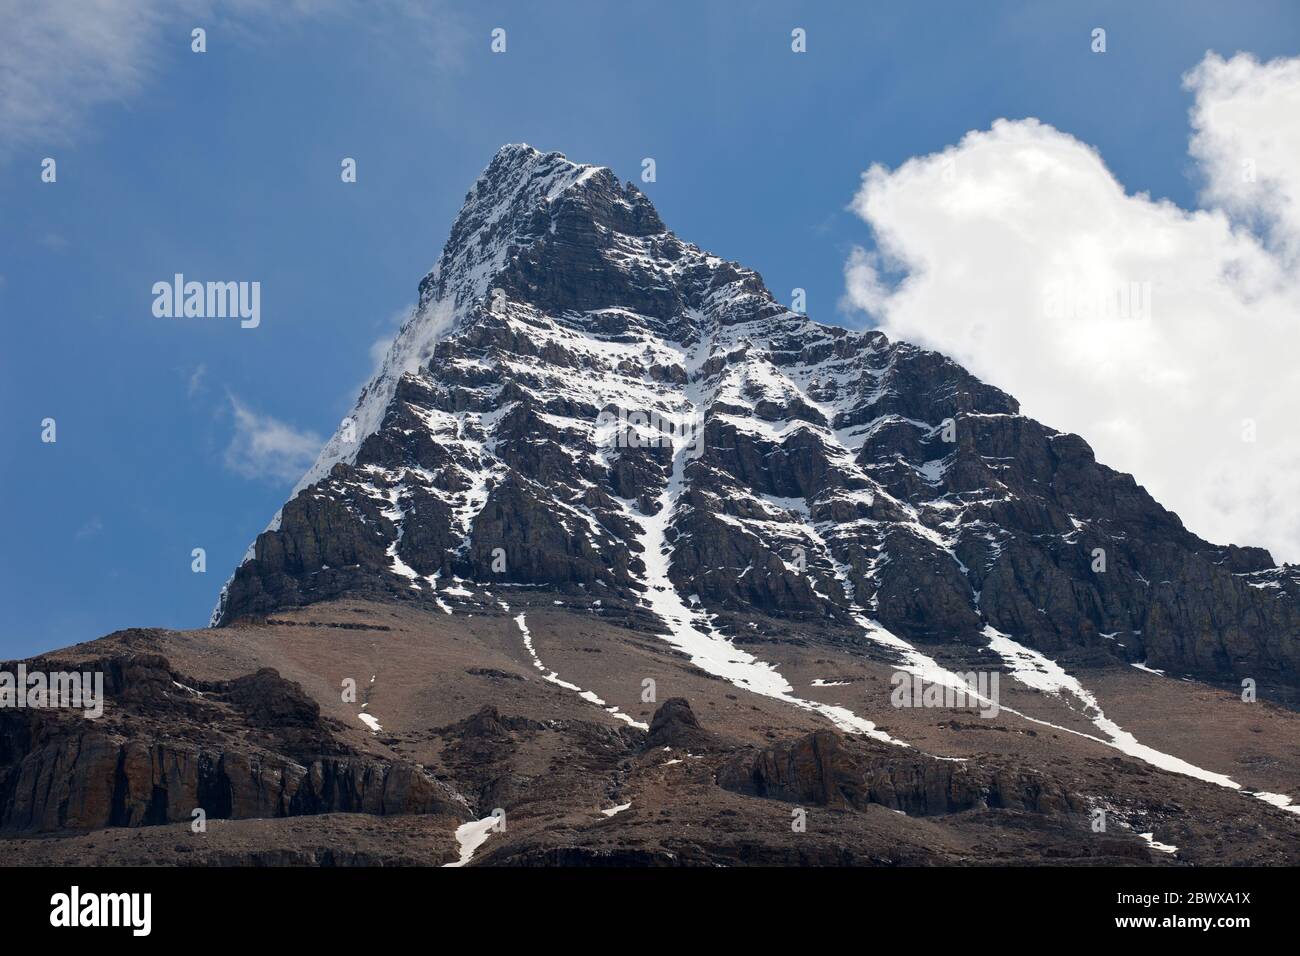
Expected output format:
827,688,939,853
0,651,466,833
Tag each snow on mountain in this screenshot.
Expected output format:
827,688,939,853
214,143,1300,741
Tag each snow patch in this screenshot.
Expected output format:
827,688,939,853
1138,832,1178,855
982,625,1300,816
442,815,499,868
512,612,648,729
615,380,906,745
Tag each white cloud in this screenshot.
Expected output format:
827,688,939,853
1186,52,1300,261
224,394,322,483
366,303,415,379
844,52,1300,563
0,0,170,151
74,516,104,541
187,362,207,397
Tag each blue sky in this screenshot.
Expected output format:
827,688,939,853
2,0,1297,657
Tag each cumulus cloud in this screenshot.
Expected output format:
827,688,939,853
844,52,1300,563
224,394,322,483
1186,52,1300,260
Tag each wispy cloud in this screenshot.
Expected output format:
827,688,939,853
367,303,416,379
0,0,169,153
187,362,207,398
0,1,463,155
223,394,322,484
74,516,104,541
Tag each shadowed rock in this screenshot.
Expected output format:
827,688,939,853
717,730,1086,817
0,654,468,833
644,698,719,751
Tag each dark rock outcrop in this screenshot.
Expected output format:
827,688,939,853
0,654,466,833
644,698,719,751
717,730,1085,817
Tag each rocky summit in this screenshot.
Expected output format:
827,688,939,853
5,145,1299,867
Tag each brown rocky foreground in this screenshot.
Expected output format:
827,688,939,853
3,596,1298,866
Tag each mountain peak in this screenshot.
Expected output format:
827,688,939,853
212,145,1300,719
479,143,603,200
486,142,581,176
417,145,665,312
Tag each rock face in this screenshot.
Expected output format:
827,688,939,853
645,698,718,751
0,654,466,833
718,730,865,809
214,144,1299,697
717,729,1084,816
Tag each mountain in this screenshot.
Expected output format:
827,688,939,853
215,143,1300,698
4,145,1299,866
